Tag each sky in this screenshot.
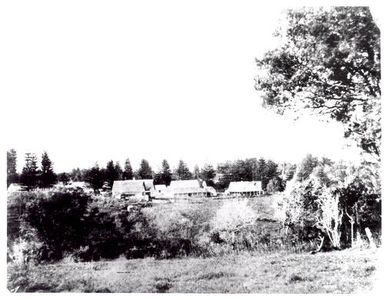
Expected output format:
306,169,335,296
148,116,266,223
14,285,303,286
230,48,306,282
1,0,366,173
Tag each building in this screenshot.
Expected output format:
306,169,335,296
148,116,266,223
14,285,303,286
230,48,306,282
169,179,215,198
225,181,263,197
112,179,154,200
151,184,174,201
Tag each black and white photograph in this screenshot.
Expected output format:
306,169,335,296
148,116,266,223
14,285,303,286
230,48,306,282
2,0,383,294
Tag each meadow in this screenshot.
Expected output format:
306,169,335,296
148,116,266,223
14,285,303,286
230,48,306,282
8,248,378,293
7,190,380,293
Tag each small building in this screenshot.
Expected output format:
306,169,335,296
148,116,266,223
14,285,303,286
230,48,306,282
169,179,215,198
112,179,154,200
225,181,263,197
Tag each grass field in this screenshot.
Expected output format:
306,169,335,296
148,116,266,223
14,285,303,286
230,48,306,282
8,248,379,293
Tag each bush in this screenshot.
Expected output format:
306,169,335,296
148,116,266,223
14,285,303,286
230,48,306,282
8,191,325,263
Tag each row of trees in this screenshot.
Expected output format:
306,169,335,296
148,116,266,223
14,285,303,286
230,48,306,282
7,150,57,189
7,149,287,193
68,157,285,192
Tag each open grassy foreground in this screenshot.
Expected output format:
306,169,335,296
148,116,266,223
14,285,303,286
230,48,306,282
8,248,379,293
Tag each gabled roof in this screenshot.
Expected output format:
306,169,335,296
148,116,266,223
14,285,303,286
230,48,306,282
112,179,154,195
170,180,201,189
227,181,262,193
169,179,208,194
154,184,167,191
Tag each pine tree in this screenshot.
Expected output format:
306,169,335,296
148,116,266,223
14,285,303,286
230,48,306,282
85,163,104,192
160,159,172,186
20,153,39,190
7,149,18,187
39,151,57,188
123,158,133,180
105,160,118,187
137,159,153,179
193,165,200,179
115,162,123,180
175,160,192,180
200,164,216,186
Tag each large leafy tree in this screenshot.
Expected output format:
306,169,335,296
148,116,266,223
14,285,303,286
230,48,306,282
39,151,57,188
255,7,380,158
7,149,18,187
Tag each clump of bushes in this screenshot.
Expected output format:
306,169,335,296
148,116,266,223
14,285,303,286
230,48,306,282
8,191,322,264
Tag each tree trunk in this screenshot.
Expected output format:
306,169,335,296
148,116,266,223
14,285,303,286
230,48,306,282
365,227,376,249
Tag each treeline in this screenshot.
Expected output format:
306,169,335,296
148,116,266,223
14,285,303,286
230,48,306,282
7,150,57,190
7,149,290,192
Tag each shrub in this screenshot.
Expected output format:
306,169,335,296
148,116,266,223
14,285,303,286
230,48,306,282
23,190,91,260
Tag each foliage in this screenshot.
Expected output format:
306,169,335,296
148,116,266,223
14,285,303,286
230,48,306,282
174,160,193,180
200,164,216,187
193,165,200,179
85,164,104,192
255,7,381,157
296,154,319,181
57,172,70,185
123,158,134,180
39,152,57,188
24,191,91,260
212,200,257,232
70,168,84,181
104,160,122,188
20,153,39,190
154,159,172,186
9,190,301,263
136,159,153,179
216,158,280,191
7,149,19,187
280,156,381,250
266,176,285,193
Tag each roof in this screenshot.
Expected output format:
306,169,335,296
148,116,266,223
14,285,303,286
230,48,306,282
226,181,262,193
169,179,208,194
169,179,205,188
154,184,167,191
112,180,154,195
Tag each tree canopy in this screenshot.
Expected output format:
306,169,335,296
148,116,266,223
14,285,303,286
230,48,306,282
20,153,39,189
136,159,153,179
40,151,57,188
175,160,193,180
7,149,18,187
123,158,134,180
255,7,381,158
